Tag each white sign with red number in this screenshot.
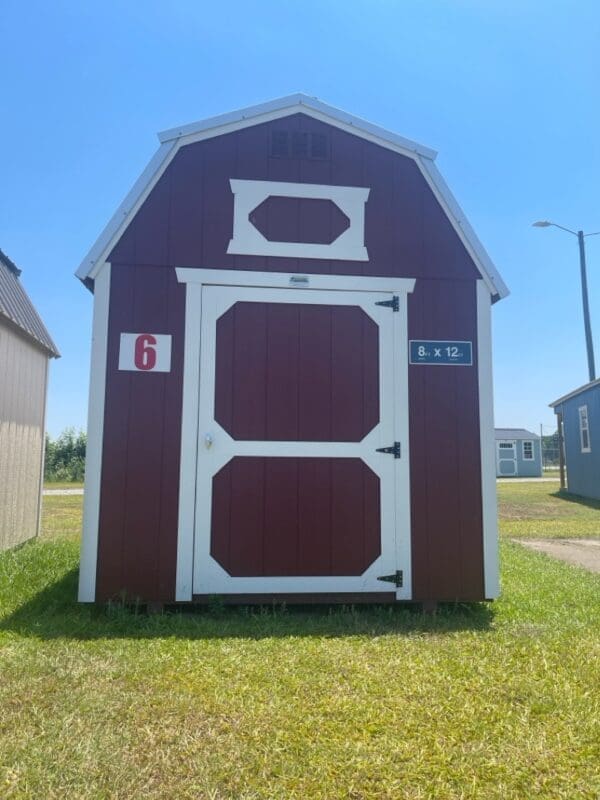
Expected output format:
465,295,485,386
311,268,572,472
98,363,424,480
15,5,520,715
118,333,172,373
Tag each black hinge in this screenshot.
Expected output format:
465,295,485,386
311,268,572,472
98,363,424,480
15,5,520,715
376,442,401,458
377,570,403,588
375,295,399,311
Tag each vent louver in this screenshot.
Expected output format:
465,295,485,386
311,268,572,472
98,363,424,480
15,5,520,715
270,130,330,160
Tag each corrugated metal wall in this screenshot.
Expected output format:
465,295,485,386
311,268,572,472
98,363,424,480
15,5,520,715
0,319,48,550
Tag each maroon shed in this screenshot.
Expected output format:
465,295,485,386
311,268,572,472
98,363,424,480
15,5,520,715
76,94,508,606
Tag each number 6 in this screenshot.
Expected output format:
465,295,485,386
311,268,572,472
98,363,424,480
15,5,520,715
134,334,157,371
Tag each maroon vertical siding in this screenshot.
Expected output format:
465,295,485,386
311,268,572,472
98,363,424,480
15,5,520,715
211,457,381,577
214,302,379,442
96,266,184,602
408,279,483,601
95,111,486,603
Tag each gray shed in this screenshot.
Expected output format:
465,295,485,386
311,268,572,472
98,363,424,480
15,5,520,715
495,428,542,477
0,249,59,551
550,380,600,500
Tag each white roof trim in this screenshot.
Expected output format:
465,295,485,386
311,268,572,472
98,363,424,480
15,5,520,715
550,377,600,408
158,93,437,158
75,93,509,298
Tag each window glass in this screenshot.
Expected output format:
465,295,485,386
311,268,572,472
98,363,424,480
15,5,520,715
523,441,534,460
579,406,591,453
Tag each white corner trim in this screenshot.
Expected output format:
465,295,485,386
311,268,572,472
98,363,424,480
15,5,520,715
477,280,499,599
158,93,438,159
78,262,111,602
175,281,203,601
227,179,369,261
175,267,415,295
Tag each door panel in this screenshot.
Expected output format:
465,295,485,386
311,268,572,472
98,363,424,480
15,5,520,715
210,456,381,577
214,302,379,441
193,284,404,596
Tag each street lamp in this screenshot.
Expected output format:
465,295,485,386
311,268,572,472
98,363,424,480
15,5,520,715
533,220,600,382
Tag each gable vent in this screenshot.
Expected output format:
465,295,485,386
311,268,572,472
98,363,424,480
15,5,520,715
270,130,330,160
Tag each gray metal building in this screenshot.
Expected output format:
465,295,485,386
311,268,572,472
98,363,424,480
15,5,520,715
0,249,59,551
495,428,542,477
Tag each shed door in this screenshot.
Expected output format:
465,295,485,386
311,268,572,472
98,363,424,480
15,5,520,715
497,441,517,476
192,284,406,597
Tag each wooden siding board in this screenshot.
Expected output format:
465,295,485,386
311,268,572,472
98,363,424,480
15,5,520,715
265,304,300,441
297,305,332,442
297,458,332,575
97,266,135,598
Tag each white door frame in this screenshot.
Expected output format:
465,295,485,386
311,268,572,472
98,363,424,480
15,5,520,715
175,268,416,601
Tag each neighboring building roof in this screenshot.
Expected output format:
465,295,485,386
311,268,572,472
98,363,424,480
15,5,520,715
495,428,540,440
75,93,509,301
549,378,600,408
0,249,60,357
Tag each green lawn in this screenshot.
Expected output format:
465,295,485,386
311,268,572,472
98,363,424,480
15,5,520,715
498,479,600,539
0,490,599,799
43,481,84,490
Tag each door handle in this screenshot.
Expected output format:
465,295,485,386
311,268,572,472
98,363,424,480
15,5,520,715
204,433,213,449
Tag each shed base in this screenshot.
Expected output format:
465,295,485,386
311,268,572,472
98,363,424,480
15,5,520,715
192,592,397,605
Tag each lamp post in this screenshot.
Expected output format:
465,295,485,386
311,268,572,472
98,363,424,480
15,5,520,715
533,220,599,382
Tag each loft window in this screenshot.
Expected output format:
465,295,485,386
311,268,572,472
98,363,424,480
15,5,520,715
522,441,534,460
579,405,591,452
270,131,330,160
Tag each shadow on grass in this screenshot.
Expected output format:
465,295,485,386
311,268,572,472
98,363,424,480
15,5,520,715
551,490,600,511
0,568,494,640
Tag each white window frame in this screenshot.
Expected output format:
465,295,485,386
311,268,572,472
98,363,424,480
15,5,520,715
522,440,534,461
579,405,591,453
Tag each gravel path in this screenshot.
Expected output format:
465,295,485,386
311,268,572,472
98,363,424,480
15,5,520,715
498,477,560,483
515,538,600,573
43,488,84,496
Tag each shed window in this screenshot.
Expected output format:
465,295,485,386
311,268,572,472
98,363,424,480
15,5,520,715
498,442,514,449
270,130,330,160
579,405,591,452
522,441,534,460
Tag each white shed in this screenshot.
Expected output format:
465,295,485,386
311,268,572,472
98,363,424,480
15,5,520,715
0,249,59,550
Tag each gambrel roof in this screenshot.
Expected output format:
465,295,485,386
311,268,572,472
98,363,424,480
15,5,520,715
0,249,59,357
76,93,509,300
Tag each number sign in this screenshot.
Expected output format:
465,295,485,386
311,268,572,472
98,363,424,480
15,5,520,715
118,333,172,373
409,340,473,366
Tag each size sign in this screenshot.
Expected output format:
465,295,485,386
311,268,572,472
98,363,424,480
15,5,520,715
409,340,473,366
118,333,172,373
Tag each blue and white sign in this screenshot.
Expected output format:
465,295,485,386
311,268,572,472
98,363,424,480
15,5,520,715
409,340,473,366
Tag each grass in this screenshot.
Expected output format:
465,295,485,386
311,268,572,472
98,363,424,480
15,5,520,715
498,478,600,539
43,481,84,490
0,492,599,798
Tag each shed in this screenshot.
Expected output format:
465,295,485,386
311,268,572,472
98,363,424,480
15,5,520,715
76,94,508,606
0,249,59,551
550,380,600,500
495,428,542,477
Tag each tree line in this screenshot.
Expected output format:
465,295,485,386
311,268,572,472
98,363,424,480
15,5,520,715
44,428,86,482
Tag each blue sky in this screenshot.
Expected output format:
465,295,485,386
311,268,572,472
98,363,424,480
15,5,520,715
1,0,599,437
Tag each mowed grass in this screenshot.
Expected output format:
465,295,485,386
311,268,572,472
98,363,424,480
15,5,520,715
498,479,600,539
0,493,599,798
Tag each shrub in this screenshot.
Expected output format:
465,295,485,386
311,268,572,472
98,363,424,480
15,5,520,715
44,428,86,482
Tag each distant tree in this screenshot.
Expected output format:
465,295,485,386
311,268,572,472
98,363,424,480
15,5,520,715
44,428,87,482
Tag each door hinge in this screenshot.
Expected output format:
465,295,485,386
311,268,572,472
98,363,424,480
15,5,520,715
376,442,401,458
375,295,399,312
377,570,403,588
